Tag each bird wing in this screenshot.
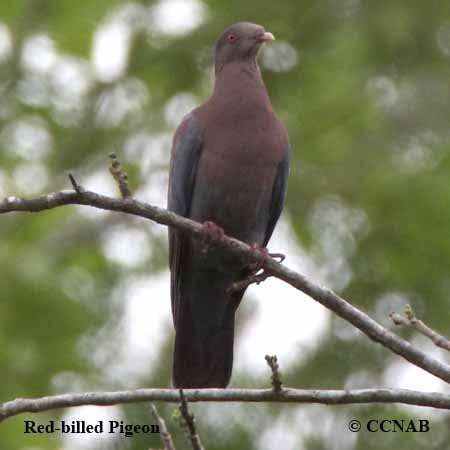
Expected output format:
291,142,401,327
263,144,291,247
167,114,203,323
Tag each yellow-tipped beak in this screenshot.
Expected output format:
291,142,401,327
262,32,275,42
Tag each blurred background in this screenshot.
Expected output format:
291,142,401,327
1,0,450,449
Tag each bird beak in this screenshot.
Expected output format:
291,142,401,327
257,32,275,43
263,32,275,42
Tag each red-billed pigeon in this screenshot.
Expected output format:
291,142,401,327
168,22,290,388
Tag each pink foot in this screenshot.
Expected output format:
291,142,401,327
249,244,286,272
200,221,225,251
228,246,286,293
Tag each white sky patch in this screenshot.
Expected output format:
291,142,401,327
148,0,206,36
256,406,356,450
236,216,329,376
130,131,171,220
125,131,171,178
12,163,49,196
21,34,57,76
382,373,449,422
124,131,163,167
47,55,93,126
121,272,171,361
0,22,12,62
2,116,53,161
134,169,169,241
135,169,169,209
84,169,118,197
164,92,197,127
383,335,448,395
101,226,152,268
307,195,369,292
372,291,410,324
333,318,364,341
293,405,357,450
90,272,171,386
382,335,450,420
123,131,151,163
91,2,150,82
51,55,93,100
52,370,93,394
92,20,132,82
344,369,379,389
17,74,51,108
261,41,299,73
256,405,357,450
95,78,149,127
78,170,118,220
256,412,302,450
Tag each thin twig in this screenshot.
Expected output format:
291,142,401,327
178,390,204,450
109,152,131,198
150,404,177,450
68,172,84,194
265,355,283,393
228,270,271,292
2,188,450,386
390,305,450,352
2,388,450,423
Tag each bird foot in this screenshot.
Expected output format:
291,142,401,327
228,270,271,292
200,221,225,252
228,246,286,293
249,244,286,273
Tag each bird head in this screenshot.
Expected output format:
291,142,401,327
214,22,275,67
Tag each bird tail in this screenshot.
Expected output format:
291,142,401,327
172,273,244,388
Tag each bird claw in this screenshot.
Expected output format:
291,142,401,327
267,252,286,264
249,244,286,272
228,246,285,292
200,221,225,252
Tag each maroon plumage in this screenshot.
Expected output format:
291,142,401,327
168,22,290,388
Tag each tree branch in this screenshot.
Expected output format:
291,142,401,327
150,404,177,450
178,390,204,450
109,153,132,198
2,187,450,387
390,304,450,352
265,355,283,393
2,388,450,423
68,172,84,194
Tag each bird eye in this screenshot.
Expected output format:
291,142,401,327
227,34,237,43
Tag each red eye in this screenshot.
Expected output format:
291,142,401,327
227,34,237,43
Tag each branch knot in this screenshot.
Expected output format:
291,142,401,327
265,355,283,393
109,152,132,198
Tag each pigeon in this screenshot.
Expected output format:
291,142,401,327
168,22,290,388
